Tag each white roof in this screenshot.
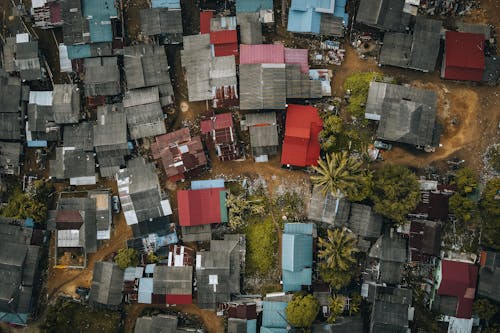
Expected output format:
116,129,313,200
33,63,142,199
29,91,53,106
31,0,47,8
59,44,73,73
16,33,30,43
57,229,81,247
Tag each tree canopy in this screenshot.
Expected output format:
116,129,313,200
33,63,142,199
327,295,345,323
480,177,500,249
343,72,383,118
1,187,48,223
285,293,320,328
449,193,477,223
454,167,478,194
114,248,139,269
311,151,371,201
371,164,420,224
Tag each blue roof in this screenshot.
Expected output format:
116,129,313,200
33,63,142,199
0,312,28,325
66,45,92,59
247,319,257,333
283,268,312,292
83,0,117,43
282,233,313,272
262,301,288,328
236,0,273,13
287,0,348,34
260,328,288,333
165,231,178,245
284,223,314,235
24,218,34,228
191,179,225,190
27,140,47,147
145,264,156,274
152,0,181,8
138,278,153,304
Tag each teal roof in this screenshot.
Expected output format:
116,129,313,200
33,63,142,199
236,0,273,13
282,233,313,271
83,0,117,42
262,301,288,328
284,223,314,235
283,268,313,292
0,312,28,325
66,44,92,59
287,0,348,34
220,190,228,223
191,179,225,190
152,0,181,8
247,319,257,333
261,328,288,333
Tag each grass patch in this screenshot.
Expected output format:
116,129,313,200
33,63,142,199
245,216,278,276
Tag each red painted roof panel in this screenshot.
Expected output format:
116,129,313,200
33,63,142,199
444,31,485,81
166,294,192,304
284,48,309,73
239,44,285,64
200,11,213,34
177,188,224,226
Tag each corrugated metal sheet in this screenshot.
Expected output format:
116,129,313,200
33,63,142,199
138,278,154,304
284,48,309,73
444,31,485,81
261,301,288,328
236,0,273,13
152,0,181,9
191,179,225,190
240,44,285,64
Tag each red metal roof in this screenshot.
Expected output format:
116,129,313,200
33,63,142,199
210,30,237,45
214,43,239,57
284,48,309,73
177,188,224,226
200,11,213,34
166,294,192,305
281,104,323,167
444,31,485,82
200,113,233,134
49,1,62,24
438,259,478,318
239,44,285,65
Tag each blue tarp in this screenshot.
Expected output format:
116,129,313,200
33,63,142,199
262,301,288,328
66,45,92,59
152,0,181,9
27,140,47,147
191,179,225,190
24,218,34,228
236,0,273,13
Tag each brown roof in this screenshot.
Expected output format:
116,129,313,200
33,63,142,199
409,220,441,261
227,303,257,320
55,210,83,230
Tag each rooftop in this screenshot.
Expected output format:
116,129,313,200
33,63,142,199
89,261,124,306
443,31,485,82
140,8,183,44
246,112,279,158
83,57,121,96
282,223,313,292
123,87,166,139
356,0,409,32
478,251,500,303
177,187,228,226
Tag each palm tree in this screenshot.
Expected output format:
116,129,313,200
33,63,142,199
327,294,346,323
318,228,359,271
311,151,368,198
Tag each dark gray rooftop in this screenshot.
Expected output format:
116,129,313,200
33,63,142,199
123,87,166,139
246,112,279,156
370,286,412,333
356,0,409,32
240,64,286,110
347,203,383,239
89,261,124,306
52,84,80,124
181,224,212,242
308,188,351,226
0,142,21,175
180,35,212,102
320,14,344,37
84,57,121,96
0,113,21,140
61,0,90,45
140,8,183,44
15,40,43,81
0,71,22,113
153,265,192,295
124,44,173,91
57,197,98,253
135,314,179,333
50,148,97,186
237,13,263,44
478,251,500,303
63,122,94,151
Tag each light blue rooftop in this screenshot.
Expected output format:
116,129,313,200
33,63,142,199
283,268,313,292
262,301,288,328
83,0,117,43
260,328,288,333
284,223,314,235
247,319,257,333
287,0,348,34
236,0,273,13
152,0,181,8
191,179,225,190
66,44,92,59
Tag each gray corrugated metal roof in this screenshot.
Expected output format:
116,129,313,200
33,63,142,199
140,8,183,43
61,0,90,45
63,122,94,151
53,84,80,124
356,0,408,32
124,44,173,90
0,113,21,140
237,13,263,44
0,71,22,113
84,57,121,96
308,188,351,226
153,265,192,295
320,14,344,37
89,261,124,306
348,203,383,239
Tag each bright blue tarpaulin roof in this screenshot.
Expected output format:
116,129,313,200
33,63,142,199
287,0,348,34
236,0,273,13
27,140,47,147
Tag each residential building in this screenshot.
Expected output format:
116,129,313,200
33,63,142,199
244,112,279,162
134,314,198,333
116,157,172,226
282,223,314,292
228,318,257,333
356,0,410,32
83,57,121,96
196,235,245,309
368,285,413,333
151,128,207,182
379,17,442,72
52,84,81,124
478,251,500,303
281,104,323,167
0,219,40,325
89,261,124,308
442,31,485,82
237,12,263,44
236,0,274,23
88,190,112,240
407,220,441,263
200,12,238,57
200,113,239,161
123,87,166,139
63,122,94,151
140,0,183,44
5,34,44,81
287,0,348,37
152,265,193,304
49,148,97,185
0,142,22,175
308,187,350,226
365,82,439,148
347,203,384,251
27,90,58,148
260,300,289,333
32,0,63,29
412,182,455,221
93,103,129,177
368,232,408,284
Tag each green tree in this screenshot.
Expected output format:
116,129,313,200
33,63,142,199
318,264,353,290
343,72,383,118
480,178,500,249
147,252,158,264
349,293,362,316
327,295,345,323
114,248,139,269
318,228,358,271
473,298,498,323
454,167,478,194
0,189,48,223
285,294,320,329
449,193,477,223
311,151,371,201
371,164,420,224
227,193,266,232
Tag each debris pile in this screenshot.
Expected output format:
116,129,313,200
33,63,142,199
419,0,479,16
311,40,346,66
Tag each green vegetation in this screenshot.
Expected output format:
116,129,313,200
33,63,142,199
343,72,383,118
41,298,121,333
114,248,139,269
245,216,277,275
473,298,498,323
486,145,500,173
480,177,500,250
454,167,479,194
226,193,266,232
371,164,420,224
348,293,362,316
319,114,367,153
272,191,306,223
318,228,359,290
327,295,345,323
311,151,371,202
0,180,54,223
285,293,320,329
449,193,477,223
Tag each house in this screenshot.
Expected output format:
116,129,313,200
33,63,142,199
196,235,245,309
200,113,239,161
309,69,333,97
282,223,313,292
365,82,439,148
369,285,413,333
116,157,172,226
88,190,112,240
0,220,40,325
151,128,207,182
368,232,408,284
228,318,257,333
152,265,193,304
26,90,57,147
236,0,274,23
442,31,485,82
52,84,81,124
407,220,441,263
61,0,89,45
287,0,348,37
123,44,174,106
433,259,478,319
82,0,118,43
412,183,454,221
0,142,22,175
379,17,442,72
140,1,183,44
237,12,263,44
32,0,63,29
177,179,228,228
0,72,22,161
356,0,410,32
10,34,44,81
200,12,238,57
244,112,279,162
134,314,199,333
54,197,97,267
0,70,22,115
83,57,121,96
260,300,288,333
181,34,238,105
281,104,323,167
123,87,166,139
478,251,500,303
63,122,94,151
50,148,97,185
347,203,383,251
93,103,129,177
89,261,124,308
308,187,351,225
239,44,322,110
